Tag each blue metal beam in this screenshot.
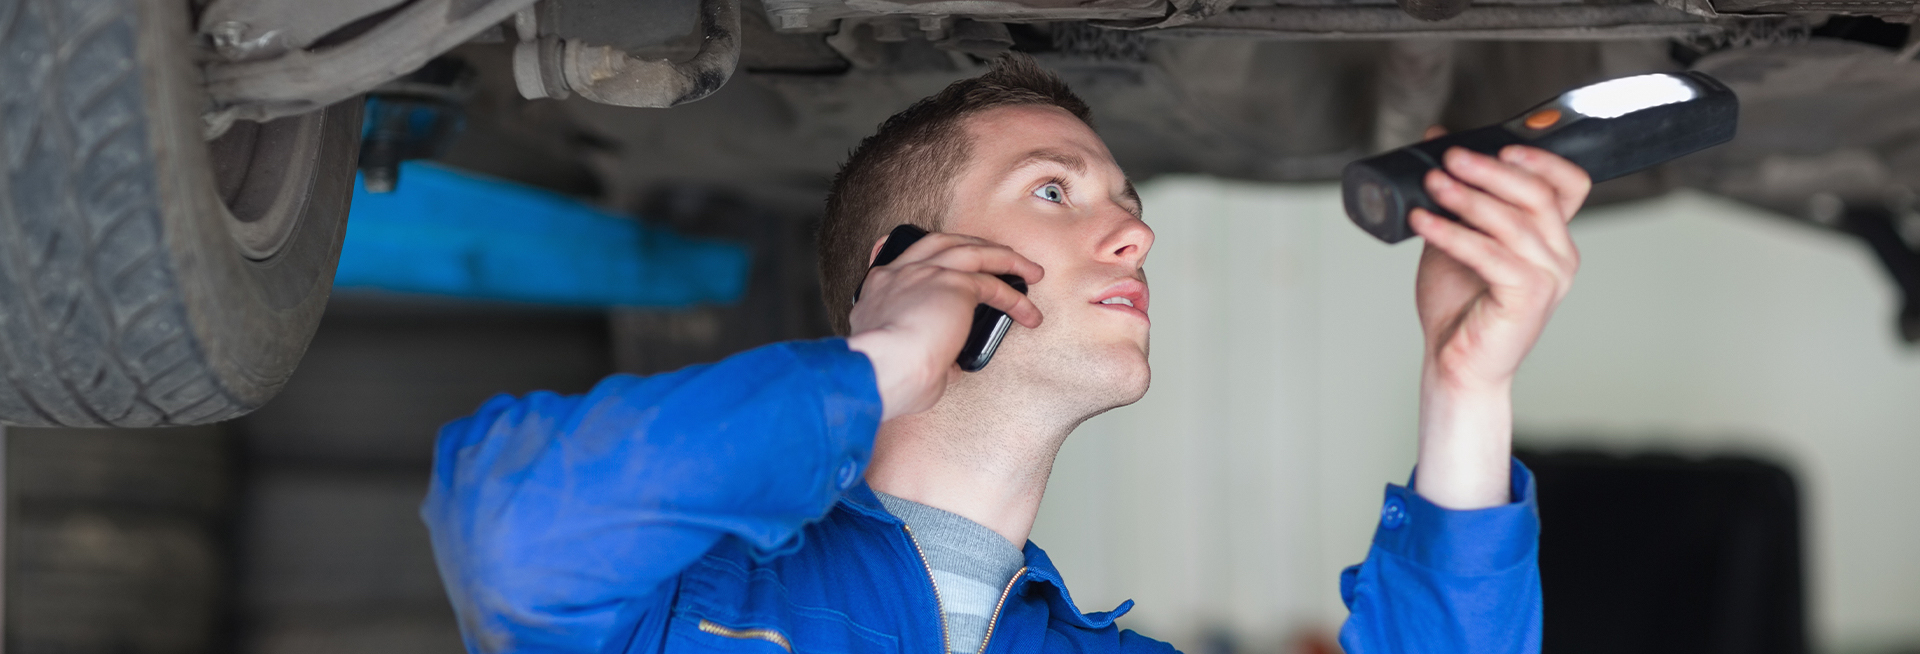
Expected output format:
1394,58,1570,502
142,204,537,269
335,162,750,307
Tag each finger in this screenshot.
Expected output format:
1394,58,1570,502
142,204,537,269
1498,145,1591,220
967,272,1044,328
1424,168,1559,267
1442,147,1564,227
1441,148,1577,260
890,232,1046,286
921,241,1046,286
1424,125,1449,140
890,231,992,266
1410,209,1538,292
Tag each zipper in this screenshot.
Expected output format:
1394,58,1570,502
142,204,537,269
975,566,1027,654
697,619,793,652
902,524,952,654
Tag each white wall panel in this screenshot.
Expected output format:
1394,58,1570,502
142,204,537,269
1029,181,1920,654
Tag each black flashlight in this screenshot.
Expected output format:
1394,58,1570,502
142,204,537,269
1343,71,1738,243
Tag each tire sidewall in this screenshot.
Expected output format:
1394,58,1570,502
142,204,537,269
137,0,358,415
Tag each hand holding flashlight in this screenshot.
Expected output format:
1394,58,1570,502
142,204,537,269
1414,140,1588,392
1404,135,1592,510
1342,72,1739,508
1345,71,1737,243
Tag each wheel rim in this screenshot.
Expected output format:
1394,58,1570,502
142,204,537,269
207,111,330,261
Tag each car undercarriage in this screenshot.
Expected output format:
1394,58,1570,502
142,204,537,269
1,0,1918,427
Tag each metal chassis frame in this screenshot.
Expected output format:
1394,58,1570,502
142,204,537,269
202,0,537,126
1161,4,1729,40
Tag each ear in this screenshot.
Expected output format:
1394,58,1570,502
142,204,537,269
868,235,891,267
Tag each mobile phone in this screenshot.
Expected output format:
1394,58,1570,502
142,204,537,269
1343,71,1738,243
852,224,1028,372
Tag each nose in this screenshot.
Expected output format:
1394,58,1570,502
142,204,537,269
1098,214,1154,269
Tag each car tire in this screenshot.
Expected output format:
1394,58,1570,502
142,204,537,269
0,0,360,427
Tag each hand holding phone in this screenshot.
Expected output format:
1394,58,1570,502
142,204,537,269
845,226,1041,420
855,224,1030,372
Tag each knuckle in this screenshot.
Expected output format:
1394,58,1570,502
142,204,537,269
1449,186,1484,209
1535,273,1564,298
963,242,1010,260
1518,267,1552,290
1524,177,1557,200
922,268,961,288
1547,264,1571,284
1565,169,1594,193
1471,205,1513,228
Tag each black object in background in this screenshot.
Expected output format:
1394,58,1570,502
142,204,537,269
855,224,1029,372
1344,71,1738,243
1517,450,1807,654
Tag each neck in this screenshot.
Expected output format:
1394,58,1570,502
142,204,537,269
864,379,1087,547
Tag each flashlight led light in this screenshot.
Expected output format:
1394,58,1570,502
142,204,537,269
1563,74,1698,119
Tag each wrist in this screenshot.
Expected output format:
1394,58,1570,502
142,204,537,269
846,329,929,422
1414,366,1514,510
1420,350,1514,396
846,331,897,421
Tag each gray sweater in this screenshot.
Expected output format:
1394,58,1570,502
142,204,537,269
876,492,1028,654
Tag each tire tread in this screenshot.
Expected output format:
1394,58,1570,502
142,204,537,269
0,0,242,427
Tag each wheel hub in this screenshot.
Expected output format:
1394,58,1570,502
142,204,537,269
207,111,328,261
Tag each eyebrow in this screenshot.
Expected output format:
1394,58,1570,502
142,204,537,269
1006,149,1145,219
1007,149,1088,176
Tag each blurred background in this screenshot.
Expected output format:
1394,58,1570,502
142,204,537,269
12,181,1918,654
9,32,1920,654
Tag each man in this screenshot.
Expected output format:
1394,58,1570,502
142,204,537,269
423,54,1587,654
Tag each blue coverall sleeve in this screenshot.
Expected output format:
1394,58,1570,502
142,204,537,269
420,338,884,654
1337,459,1543,654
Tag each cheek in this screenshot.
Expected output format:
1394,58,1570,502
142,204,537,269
1029,278,1095,333
950,214,1084,300
1022,241,1082,286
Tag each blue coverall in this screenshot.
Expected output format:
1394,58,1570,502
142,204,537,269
423,338,1542,654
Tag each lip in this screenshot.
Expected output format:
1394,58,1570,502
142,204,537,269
1090,278,1150,322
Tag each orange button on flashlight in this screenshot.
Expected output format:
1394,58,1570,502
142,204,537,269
1524,108,1562,130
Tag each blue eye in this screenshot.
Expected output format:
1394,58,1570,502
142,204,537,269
1034,183,1065,203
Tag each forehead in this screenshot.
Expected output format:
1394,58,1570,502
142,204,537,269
960,104,1113,166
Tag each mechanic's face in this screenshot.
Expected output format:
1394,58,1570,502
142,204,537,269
943,104,1153,410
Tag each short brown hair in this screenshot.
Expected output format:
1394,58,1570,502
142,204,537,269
817,53,1093,335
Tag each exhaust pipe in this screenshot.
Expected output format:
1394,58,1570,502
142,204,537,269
513,0,739,107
